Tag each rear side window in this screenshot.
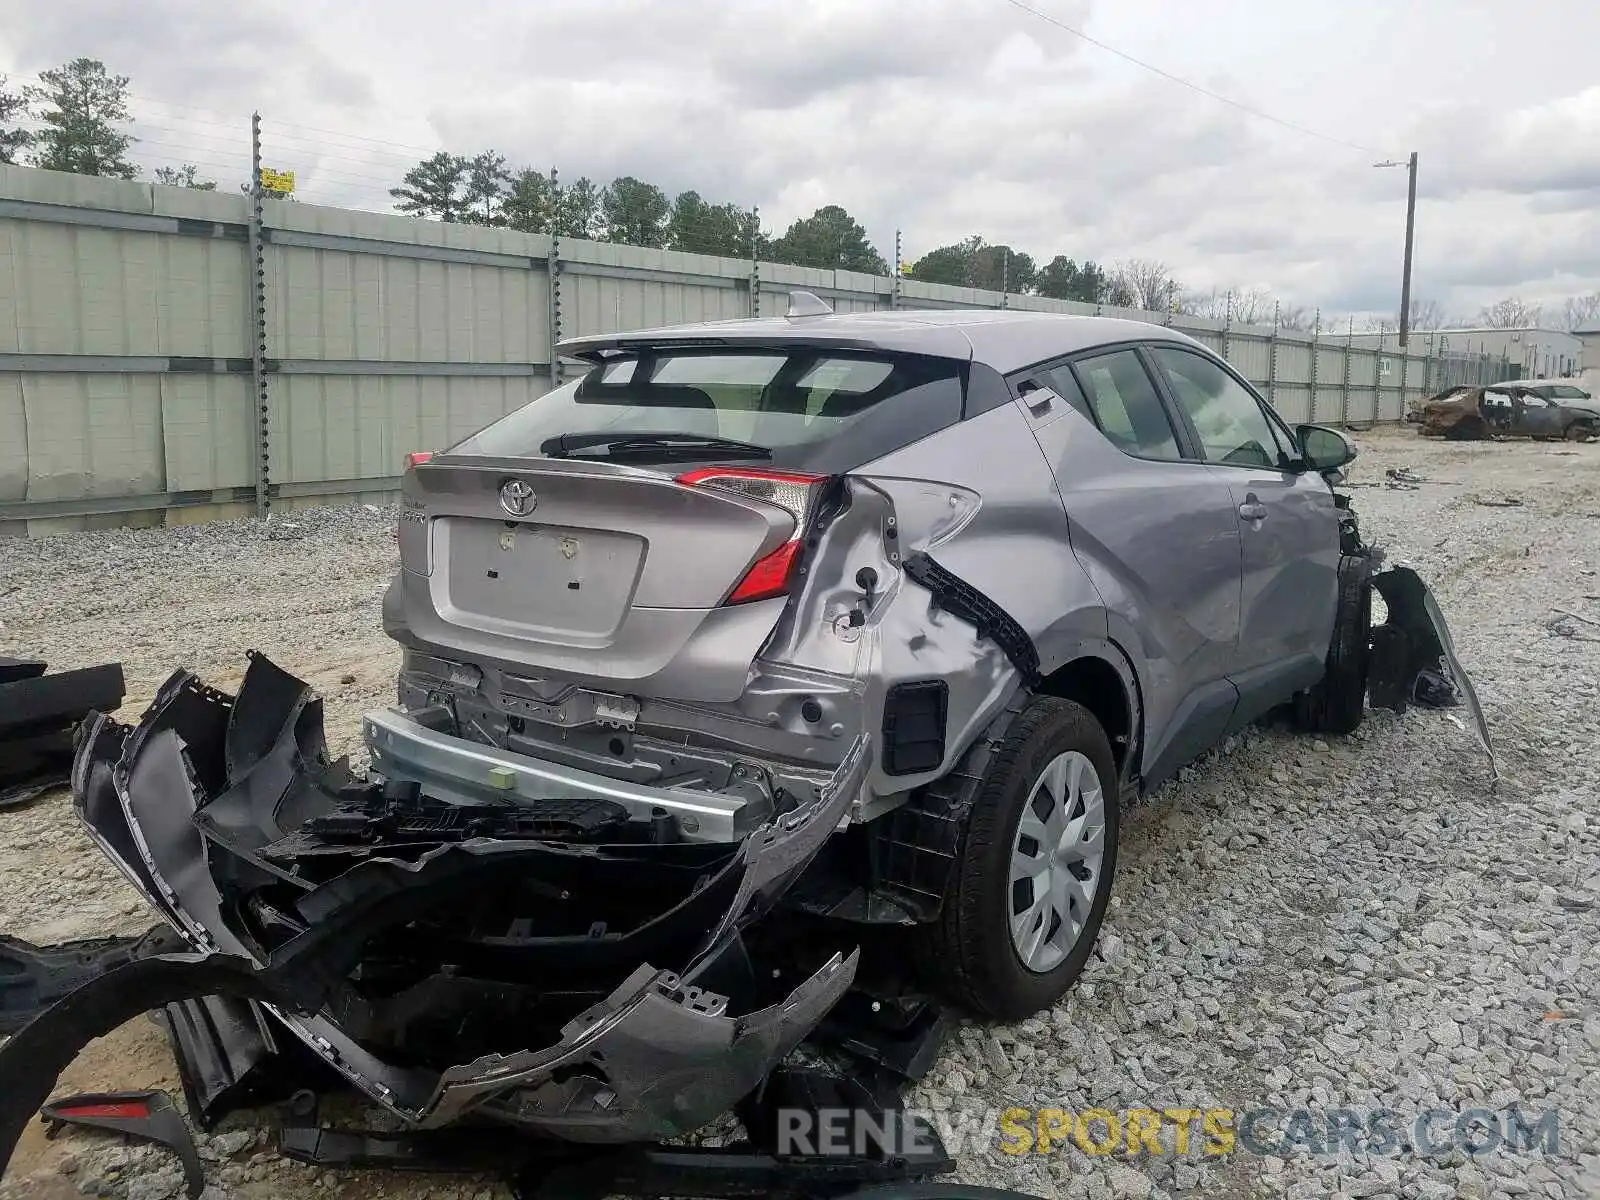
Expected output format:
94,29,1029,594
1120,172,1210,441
448,349,964,473
1071,350,1182,460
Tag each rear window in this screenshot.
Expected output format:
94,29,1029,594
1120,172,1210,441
448,348,965,472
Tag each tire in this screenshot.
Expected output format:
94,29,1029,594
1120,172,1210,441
914,696,1119,1021
1294,554,1373,735
1566,421,1594,443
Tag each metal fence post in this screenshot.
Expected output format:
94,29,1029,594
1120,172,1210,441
1398,342,1410,423
548,167,563,390
1308,309,1321,421
1267,300,1280,407
247,112,271,518
750,205,761,318
891,228,902,311
1340,317,1353,426
1221,289,1233,367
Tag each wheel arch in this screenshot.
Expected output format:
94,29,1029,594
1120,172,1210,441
1035,647,1142,790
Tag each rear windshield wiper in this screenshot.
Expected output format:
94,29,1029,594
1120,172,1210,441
541,432,772,461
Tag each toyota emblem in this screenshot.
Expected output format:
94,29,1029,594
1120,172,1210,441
499,479,537,517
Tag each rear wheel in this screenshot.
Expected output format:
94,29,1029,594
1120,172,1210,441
915,696,1119,1020
1294,554,1373,735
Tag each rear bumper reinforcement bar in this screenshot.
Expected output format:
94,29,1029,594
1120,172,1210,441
363,707,811,843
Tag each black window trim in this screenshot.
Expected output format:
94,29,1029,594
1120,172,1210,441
1002,336,1314,471
1004,339,1204,467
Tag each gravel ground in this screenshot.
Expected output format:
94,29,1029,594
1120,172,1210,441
2,428,1597,1200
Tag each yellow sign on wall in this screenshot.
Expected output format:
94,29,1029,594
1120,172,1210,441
259,167,295,195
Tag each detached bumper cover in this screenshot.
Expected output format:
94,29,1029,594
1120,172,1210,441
1369,566,1497,781
1,652,870,1172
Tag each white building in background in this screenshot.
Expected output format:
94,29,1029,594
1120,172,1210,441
1574,326,1600,381
1348,327,1584,378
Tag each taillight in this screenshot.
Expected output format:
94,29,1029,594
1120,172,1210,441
675,468,826,604
404,451,435,469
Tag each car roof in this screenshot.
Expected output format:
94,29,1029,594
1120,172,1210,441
558,306,1209,375
1508,377,1590,392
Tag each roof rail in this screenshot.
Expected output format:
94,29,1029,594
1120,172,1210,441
785,290,834,319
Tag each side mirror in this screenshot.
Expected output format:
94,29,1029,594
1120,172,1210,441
1296,424,1357,474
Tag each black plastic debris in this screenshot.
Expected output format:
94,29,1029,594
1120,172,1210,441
276,1060,957,1200
39,1090,205,1199
157,994,335,1131
0,927,182,1035
1368,566,1496,779
1,653,965,1198
0,657,125,809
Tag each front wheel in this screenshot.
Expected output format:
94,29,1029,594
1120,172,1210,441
1566,421,1595,443
915,696,1119,1021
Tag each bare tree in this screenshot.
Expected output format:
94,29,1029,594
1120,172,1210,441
1363,298,1449,336
1477,296,1543,329
1177,287,1227,321
1277,304,1312,332
1409,298,1448,331
1111,258,1184,313
1560,292,1600,332
1181,286,1306,329
1229,287,1275,326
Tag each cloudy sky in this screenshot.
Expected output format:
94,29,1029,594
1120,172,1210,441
4,0,1598,324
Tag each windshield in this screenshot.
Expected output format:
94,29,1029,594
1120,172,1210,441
447,348,966,473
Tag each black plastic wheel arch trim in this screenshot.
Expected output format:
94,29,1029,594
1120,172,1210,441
901,554,1041,688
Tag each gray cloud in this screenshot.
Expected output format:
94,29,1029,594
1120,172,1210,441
3,0,1597,322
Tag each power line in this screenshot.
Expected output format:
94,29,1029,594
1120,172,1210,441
996,0,1380,156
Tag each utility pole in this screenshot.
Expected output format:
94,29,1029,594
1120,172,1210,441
1375,151,1419,348
1399,151,1418,349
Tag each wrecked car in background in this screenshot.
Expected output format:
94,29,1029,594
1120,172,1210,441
1,297,1493,1188
1407,383,1598,441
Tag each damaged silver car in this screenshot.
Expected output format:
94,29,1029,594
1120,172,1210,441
19,298,1492,1168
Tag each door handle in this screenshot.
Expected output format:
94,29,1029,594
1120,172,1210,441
1237,501,1267,521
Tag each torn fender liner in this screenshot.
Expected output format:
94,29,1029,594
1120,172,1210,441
0,949,322,1177
0,927,184,1035
901,553,1041,688
39,1091,204,1200
1370,566,1497,781
39,652,870,1145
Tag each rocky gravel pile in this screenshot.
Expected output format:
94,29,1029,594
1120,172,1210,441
2,430,1597,1200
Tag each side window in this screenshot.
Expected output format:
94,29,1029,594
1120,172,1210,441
1150,348,1283,468
1071,350,1182,460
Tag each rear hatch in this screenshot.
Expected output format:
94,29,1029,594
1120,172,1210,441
403,455,803,646
395,344,967,690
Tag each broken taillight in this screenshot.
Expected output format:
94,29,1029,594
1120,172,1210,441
675,467,826,605
404,451,435,470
